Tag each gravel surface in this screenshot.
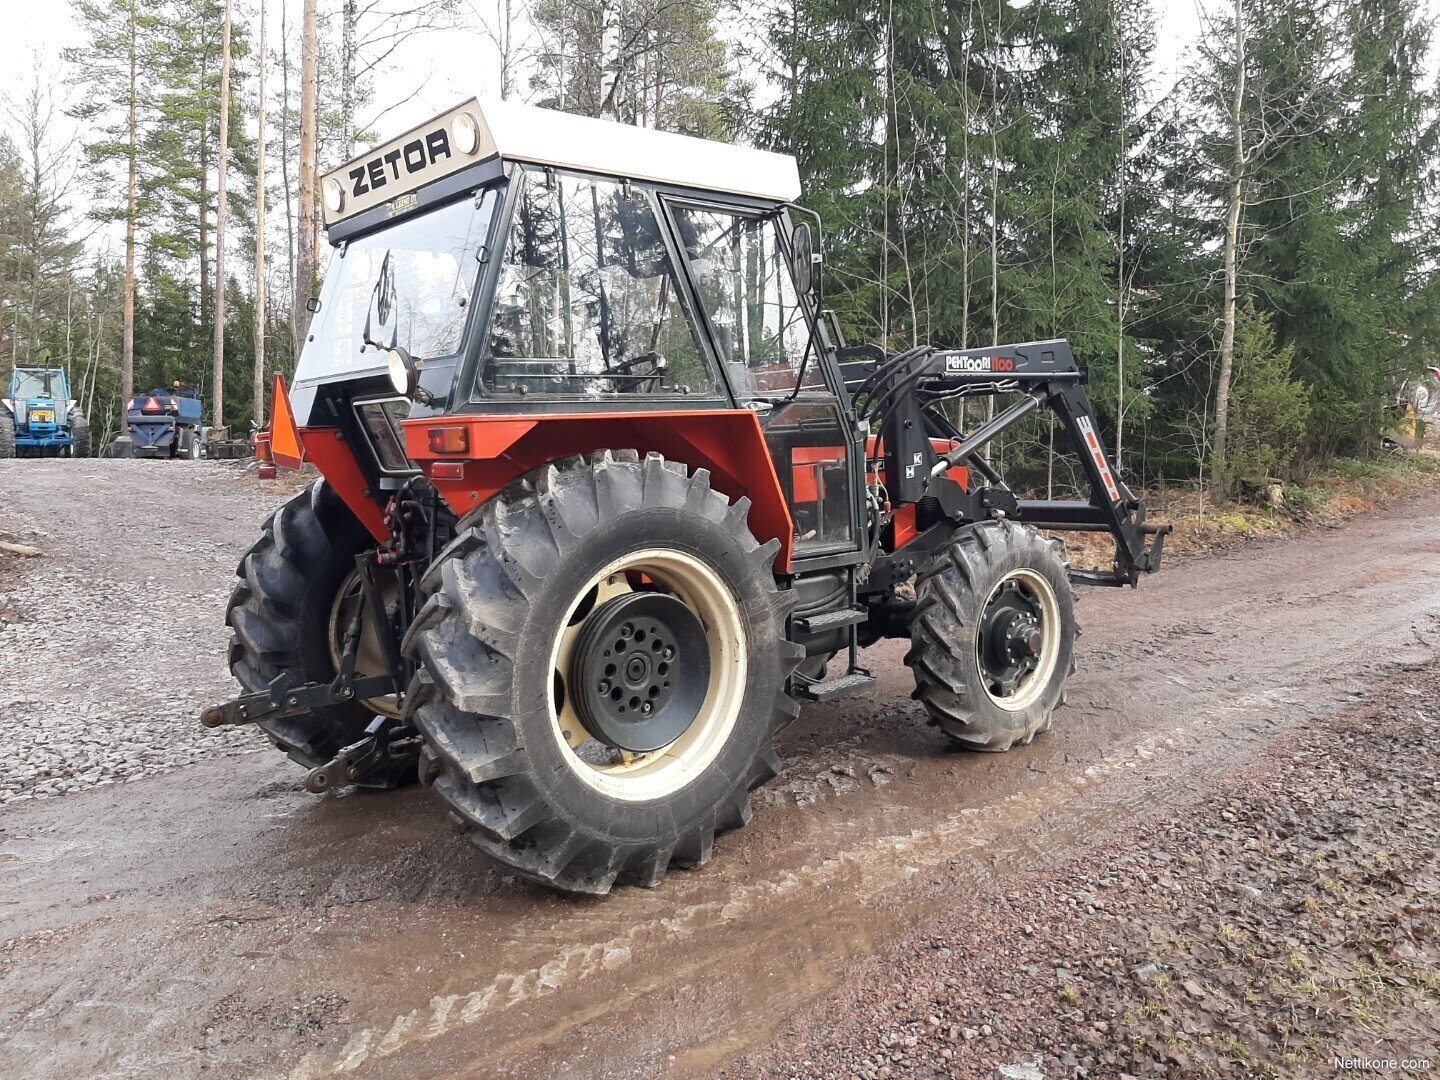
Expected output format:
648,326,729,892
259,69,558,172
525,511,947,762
728,665,1440,1079
0,459,295,804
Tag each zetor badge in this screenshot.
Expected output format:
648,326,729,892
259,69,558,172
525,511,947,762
320,102,489,224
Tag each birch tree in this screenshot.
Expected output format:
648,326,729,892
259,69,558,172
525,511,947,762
212,0,233,429
253,0,268,427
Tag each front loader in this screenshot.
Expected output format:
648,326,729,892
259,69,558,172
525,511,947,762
204,98,1167,894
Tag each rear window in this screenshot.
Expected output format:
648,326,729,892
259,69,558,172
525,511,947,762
294,189,498,385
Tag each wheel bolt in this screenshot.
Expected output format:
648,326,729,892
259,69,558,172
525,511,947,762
621,623,634,638
599,681,611,694
663,647,674,660
641,702,652,714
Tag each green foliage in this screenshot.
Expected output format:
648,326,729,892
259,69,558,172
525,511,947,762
530,0,734,136
1225,304,1311,487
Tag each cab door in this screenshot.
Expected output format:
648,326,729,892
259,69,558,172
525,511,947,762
663,201,859,559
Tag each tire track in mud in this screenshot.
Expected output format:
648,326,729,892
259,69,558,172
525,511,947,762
284,683,1329,1080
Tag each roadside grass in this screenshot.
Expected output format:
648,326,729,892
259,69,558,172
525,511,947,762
1055,449,1440,567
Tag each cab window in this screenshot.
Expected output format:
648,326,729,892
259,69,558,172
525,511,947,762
481,170,717,397
670,207,825,396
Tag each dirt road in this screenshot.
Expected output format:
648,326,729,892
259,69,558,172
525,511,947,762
0,459,1436,1079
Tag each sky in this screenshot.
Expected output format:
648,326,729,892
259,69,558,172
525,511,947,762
2,0,1215,162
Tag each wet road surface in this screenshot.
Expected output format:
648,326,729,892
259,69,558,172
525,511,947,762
1,460,1436,1078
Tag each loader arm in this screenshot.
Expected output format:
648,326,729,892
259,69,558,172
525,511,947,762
846,338,1170,591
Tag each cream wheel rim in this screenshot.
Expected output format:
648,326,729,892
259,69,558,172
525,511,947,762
328,570,403,719
974,567,1061,712
547,548,747,801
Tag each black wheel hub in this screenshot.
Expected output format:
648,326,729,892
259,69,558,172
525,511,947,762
570,592,711,753
978,579,1044,696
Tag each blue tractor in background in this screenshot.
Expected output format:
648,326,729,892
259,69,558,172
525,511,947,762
127,383,205,459
1,367,91,458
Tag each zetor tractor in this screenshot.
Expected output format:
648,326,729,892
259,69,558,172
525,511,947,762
204,99,1168,894
1,366,91,457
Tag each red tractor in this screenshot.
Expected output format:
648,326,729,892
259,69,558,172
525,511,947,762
204,99,1168,893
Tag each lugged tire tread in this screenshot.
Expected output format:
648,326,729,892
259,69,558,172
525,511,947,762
408,451,801,894
906,520,1078,752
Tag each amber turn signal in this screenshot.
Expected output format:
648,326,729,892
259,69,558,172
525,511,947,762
428,425,469,454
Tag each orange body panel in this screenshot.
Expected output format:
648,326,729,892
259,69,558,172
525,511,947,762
300,426,390,539
402,411,796,571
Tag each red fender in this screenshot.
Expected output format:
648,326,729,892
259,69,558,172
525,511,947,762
403,411,795,571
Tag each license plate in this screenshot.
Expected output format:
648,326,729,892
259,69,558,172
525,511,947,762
30,410,55,423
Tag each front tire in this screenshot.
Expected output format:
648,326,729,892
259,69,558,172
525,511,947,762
906,520,1077,751
0,413,13,457
405,451,802,894
226,480,413,785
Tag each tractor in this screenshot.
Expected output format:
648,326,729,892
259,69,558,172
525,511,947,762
204,98,1168,894
2,366,90,458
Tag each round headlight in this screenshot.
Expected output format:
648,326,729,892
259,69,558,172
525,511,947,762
387,349,411,395
452,112,481,156
322,177,345,214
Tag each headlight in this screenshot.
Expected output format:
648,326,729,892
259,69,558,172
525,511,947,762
387,349,412,395
322,177,345,214
452,112,481,155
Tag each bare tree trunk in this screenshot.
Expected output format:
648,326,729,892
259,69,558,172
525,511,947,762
342,0,357,156
499,0,514,99
253,0,268,427
122,0,138,416
212,0,233,431
296,0,319,350
1113,0,1126,471
280,0,295,347
1210,0,1245,503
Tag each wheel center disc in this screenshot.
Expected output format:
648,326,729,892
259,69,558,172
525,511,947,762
570,592,711,753
979,582,1044,694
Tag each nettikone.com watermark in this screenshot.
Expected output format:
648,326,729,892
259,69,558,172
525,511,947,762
1334,1056,1432,1072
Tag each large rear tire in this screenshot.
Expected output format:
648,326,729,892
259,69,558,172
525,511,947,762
70,413,91,458
225,479,414,785
405,451,803,894
906,520,1077,751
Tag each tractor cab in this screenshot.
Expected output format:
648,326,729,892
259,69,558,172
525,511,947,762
289,97,854,567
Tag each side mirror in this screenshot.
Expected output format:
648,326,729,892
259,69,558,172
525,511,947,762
790,222,818,297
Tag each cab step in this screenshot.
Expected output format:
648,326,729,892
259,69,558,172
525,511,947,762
795,670,877,703
793,607,868,635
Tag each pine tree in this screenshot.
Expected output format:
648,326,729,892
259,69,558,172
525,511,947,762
66,0,165,417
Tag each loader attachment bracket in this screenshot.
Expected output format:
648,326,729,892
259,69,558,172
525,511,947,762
851,338,1171,590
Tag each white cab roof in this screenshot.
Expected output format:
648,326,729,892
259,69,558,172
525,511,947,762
321,98,802,226
480,98,802,202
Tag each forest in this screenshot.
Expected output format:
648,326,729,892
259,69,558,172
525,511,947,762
1,0,1436,499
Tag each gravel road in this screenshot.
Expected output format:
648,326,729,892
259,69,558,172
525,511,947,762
0,458,1437,1079
0,459,286,803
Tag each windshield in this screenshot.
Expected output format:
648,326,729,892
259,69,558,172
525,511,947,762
12,371,60,399
294,189,498,384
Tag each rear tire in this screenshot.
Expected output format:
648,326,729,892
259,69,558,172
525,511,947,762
225,479,415,786
405,451,803,894
906,520,1077,751
70,413,91,458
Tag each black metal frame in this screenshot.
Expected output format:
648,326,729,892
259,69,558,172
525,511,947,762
850,339,1169,591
